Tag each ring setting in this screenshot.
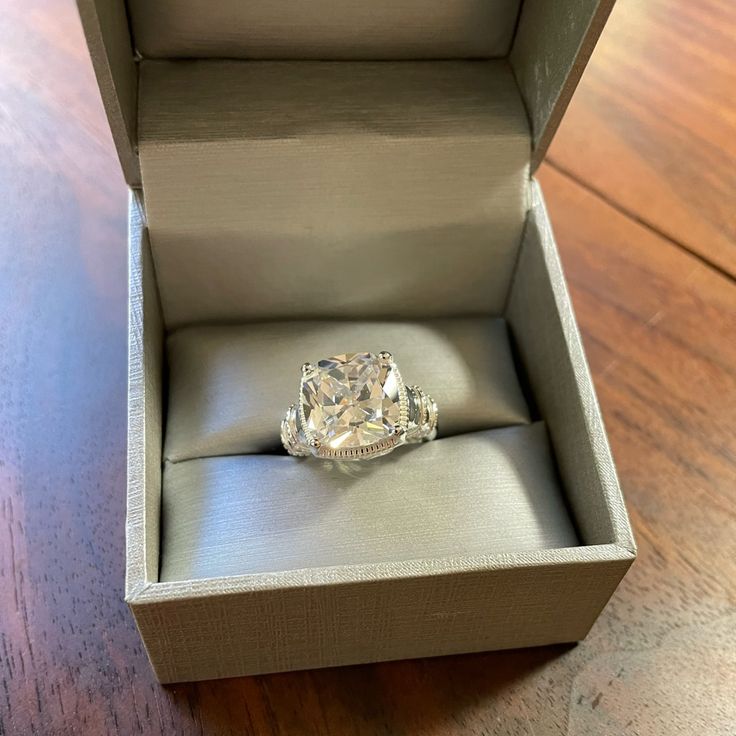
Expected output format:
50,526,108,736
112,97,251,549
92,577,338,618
281,351,438,461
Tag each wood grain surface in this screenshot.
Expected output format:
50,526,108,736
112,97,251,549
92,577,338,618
547,0,736,278
1,0,735,734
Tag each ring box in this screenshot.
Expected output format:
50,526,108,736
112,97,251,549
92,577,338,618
78,0,636,682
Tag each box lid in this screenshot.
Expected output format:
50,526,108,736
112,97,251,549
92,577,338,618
78,0,615,187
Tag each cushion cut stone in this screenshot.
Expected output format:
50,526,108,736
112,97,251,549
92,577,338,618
301,352,401,450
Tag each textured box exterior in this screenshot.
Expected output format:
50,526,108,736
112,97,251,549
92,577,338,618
131,548,633,683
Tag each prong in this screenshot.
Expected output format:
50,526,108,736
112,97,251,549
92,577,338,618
378,351,393,362
394,426,407,441
301,362,315,375
309,438,321,449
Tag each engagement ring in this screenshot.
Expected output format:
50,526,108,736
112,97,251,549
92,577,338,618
281,351,438,461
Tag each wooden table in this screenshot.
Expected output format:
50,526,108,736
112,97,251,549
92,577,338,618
1,1,734,733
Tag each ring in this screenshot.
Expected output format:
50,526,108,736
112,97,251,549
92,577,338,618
281,351,438,461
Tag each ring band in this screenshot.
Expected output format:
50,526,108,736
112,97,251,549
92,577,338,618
281,351,438,461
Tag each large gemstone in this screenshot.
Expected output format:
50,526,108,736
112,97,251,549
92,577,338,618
301,352,401,450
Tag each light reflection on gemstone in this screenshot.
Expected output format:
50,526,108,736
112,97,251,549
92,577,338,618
300,353,401,450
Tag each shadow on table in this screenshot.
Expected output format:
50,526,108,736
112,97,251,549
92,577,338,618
163,644,574,734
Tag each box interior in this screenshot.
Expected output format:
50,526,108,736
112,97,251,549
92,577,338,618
138,59,530,325
126,0,523,60
111,0,631,585
161,316,584,581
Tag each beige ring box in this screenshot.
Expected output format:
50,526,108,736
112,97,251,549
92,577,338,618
77,0,636,682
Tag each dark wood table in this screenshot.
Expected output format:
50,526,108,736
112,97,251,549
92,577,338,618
2,1,734,733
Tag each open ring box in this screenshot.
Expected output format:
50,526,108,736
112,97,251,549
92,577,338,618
78,0,636,682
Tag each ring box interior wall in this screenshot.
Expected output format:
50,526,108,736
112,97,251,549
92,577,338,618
78,0,636,683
